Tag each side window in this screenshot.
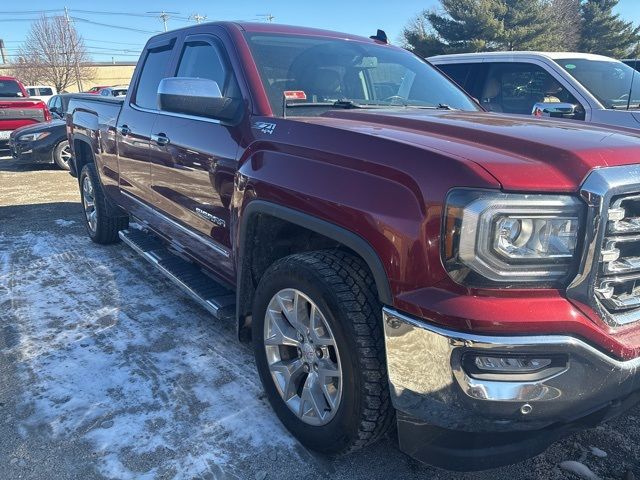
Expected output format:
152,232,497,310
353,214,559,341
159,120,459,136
27,88,37,96
50,96,62,111
134,43,174,110
437,63,472,89
482,62,584,118
176,40,240,99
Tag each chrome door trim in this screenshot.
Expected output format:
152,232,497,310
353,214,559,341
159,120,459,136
120,189,231,258
129,103,223,125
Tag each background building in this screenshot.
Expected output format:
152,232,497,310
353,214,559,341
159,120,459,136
0,61,136,93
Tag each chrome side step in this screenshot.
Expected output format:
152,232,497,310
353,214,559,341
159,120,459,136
119,228,236,321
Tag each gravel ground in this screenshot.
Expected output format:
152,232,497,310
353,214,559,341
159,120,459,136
1,154,639,480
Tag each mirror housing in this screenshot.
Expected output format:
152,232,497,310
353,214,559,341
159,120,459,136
157,77,240,121
532,102,577,119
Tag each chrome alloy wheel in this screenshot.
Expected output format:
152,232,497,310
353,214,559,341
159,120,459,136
264,288,343,426
59,142,72,166
82,175,97,233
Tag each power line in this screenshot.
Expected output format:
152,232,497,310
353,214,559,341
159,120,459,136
0,9,62,14
71,16,160,34
84,38,145,46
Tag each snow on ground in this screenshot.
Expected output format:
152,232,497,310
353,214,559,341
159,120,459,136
54,219,76,227
0,230,299,479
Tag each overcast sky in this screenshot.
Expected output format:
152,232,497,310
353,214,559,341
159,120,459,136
0,0,638,62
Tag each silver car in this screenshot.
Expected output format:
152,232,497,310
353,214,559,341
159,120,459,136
429,52,640,129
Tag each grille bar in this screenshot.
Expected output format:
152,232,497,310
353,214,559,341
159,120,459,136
597,192,640,322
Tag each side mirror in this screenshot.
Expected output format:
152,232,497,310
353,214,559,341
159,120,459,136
532,102,577,119
157,77,240,121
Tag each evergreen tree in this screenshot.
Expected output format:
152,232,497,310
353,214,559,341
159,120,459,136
579,0,640,58
549,0,581,51
403,0,563,57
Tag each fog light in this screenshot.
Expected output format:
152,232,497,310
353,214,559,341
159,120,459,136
474,356,552,373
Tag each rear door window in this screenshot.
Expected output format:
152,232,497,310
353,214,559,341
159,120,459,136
39,88,54,96
134,43,174,110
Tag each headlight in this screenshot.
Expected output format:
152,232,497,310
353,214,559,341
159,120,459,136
442,189,584,286
18,132,50,142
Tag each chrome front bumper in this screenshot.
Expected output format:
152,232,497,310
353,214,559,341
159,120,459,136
383,307,640,433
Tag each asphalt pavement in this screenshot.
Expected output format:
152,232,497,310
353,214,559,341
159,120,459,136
1,155,638,480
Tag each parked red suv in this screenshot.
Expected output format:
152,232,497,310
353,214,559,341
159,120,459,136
67,22,640,471
0,76,51,147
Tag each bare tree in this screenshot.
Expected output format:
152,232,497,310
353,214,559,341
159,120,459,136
9,15,94,92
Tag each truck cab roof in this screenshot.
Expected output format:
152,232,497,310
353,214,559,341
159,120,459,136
149,21,388,46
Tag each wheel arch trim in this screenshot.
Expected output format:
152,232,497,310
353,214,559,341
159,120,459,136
70,134,95,176
236,200,393,332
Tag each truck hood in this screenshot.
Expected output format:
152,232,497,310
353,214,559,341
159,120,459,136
310,109,640,192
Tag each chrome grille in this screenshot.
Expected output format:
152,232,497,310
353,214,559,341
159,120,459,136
596,194,640,323
567,165,640,327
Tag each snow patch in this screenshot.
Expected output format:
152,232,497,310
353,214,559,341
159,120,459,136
559,460,600,480
54,219,76,227
1,231,299,479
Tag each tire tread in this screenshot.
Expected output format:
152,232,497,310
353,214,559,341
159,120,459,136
264,250,395,453
80,163,128,244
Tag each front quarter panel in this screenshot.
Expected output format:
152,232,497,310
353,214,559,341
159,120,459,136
236,117,500,302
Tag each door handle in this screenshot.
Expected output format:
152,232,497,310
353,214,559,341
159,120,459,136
119,125,131,136
152,133,170,146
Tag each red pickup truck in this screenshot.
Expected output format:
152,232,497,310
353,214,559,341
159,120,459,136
0,76,51,145
67,22,640,471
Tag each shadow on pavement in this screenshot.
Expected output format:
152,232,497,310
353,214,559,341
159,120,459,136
0,154,60,173
0,202,83,234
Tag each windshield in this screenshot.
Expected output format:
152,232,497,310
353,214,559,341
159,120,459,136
244,33,480,116
556,58,640,109
0,80,23,98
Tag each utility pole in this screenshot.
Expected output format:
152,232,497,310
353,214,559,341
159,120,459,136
64,7,83,92
0,40,6,64
159,11,170,32
190,13,207,24
147,11,180,32
257,13,276,23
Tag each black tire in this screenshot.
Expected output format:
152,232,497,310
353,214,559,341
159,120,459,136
79,163,128,244
252,250,394,455
53,140,72,170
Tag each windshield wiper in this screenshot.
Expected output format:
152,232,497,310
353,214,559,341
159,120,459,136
332,100,364,109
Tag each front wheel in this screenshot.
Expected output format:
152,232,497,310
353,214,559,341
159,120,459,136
79,163,128,244
252,250,394,455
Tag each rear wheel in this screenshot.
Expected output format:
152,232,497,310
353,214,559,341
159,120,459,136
79,163,128,244
252,250,394,454
53,140,72,170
